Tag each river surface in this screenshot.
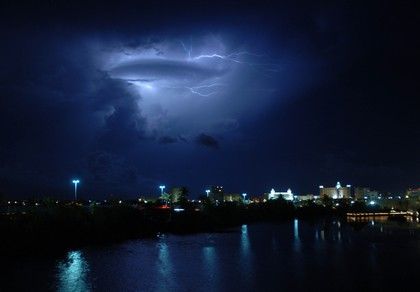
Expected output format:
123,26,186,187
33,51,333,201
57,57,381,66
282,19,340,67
3,218,420,291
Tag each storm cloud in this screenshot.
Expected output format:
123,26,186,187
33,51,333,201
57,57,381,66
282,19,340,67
109,58,228,85
158,136,178,144
0,1,418,197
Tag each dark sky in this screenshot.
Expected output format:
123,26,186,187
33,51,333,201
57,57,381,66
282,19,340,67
0,1,419,199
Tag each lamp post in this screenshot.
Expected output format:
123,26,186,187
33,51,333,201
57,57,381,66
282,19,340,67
242,193,247,202
205,189,210,197
72,179,80,201
159,185,166,196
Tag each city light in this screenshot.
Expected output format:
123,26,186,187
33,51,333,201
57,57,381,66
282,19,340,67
72,179,80,201
205,189,210,197
159,185,166,196
369,200,375,205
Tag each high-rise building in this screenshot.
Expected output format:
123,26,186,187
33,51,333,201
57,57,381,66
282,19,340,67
319,182,351,199
209,186,224,203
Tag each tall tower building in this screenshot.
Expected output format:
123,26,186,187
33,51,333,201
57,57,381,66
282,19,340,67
210,185,224,203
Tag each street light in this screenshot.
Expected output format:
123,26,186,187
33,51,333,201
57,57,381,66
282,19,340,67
205,189,210,197
242,193,247,202
72,179,80,201
159,185,166,196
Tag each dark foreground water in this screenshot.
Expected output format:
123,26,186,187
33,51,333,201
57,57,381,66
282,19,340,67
3,219,420,291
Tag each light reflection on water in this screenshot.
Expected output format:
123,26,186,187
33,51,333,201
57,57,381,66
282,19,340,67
203,246,216,273
203,245,219,290
15,219,417,291
157,241,174,291
57,250,90,292
293,218,301,251
241,224,249,253
240,224,255,289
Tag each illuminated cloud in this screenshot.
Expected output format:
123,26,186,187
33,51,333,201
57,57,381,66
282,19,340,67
100,36,280,141
109,58,228,85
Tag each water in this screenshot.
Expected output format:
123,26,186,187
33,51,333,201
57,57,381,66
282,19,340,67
3,219,420,291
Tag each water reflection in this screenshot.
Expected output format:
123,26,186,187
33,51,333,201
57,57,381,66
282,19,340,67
203,246,216,271
57,250,90,292
203,246,219,289
13,220,420,291
157,242,174,290
293,219,301,251
240,224,254,287
241,224,250,253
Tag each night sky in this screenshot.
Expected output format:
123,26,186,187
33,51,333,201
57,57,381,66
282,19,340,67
0,1,418,199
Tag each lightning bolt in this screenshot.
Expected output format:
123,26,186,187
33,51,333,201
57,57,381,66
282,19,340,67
179,38,280,72
191,51,281,76
186,82,225,97
192,51,264,63
158,81,225,97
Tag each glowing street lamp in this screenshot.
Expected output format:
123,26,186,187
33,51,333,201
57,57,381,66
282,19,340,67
242,193,247,201
72,179,80,201
159,185,166,196
205,189,210,197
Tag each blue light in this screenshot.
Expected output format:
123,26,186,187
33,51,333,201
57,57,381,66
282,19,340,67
159,185,166,195
72,179,80,201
